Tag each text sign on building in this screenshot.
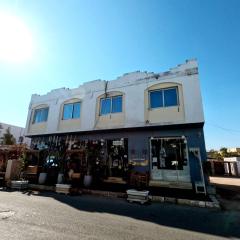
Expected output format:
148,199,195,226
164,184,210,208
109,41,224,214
113,140,123,146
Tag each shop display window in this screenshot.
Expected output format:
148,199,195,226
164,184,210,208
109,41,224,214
151,137,187,170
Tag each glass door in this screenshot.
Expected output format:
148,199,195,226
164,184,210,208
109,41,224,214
150,137,190,182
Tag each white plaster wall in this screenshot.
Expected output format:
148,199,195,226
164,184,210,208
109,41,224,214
125,83,146,127
0,122,31,145
224,157,240,162
25,59,205,136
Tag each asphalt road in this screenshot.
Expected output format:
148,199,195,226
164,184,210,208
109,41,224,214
0,190,239,240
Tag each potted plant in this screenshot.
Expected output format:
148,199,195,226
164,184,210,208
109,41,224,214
38,152,57,185
37,150,47,185
83,155,93,187
83,145,95,187
57,146,67,184
83,169,92,187
38,166,47,185
10,149,29,190
56,154,71,194
57,157,65,184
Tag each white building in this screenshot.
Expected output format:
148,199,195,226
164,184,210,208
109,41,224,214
224,157,240,176
25,59,207,190
0,122,30,145
227,148,240,153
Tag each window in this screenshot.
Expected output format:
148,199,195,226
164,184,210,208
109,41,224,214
100,98,111,115
150,90,163,108
164,88,178,107
33,108,49,123
112,96,122,113
151,138,187,170
63,102,81,120
149,87,178,109
100,95,122,115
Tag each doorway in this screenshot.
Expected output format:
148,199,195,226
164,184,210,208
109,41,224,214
106,138,128,179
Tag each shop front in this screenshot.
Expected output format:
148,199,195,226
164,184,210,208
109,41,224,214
103,139,128,183
26,123,206,192
149,137,191,188
27,136,129,187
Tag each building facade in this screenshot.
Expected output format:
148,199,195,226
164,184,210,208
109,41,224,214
0,122,30,146
25,59,207,190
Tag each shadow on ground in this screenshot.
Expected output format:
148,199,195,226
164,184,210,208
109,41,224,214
216,185,240,211
15,189,240,239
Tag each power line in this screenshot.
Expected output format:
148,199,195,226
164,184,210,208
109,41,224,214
206,122,240,134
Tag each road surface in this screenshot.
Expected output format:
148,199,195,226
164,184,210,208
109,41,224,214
0,190,239,240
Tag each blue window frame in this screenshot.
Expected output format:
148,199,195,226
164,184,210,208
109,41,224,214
164,88,178,107
149,87,178,109
33,108,49,123
63,102,81,120
72,102,80,118
112,96,122,113
150,90,163,108
100,98,111,115
100,95,123,115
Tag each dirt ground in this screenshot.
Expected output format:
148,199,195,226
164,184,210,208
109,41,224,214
216,186,240,211
209,177,240,211
210,176,240,186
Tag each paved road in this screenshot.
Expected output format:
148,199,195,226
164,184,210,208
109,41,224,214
0,190,239,240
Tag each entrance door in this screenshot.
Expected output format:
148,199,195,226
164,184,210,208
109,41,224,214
106,138,128,179
150,137,190,182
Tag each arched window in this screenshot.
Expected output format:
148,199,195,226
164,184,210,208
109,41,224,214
61,99,82,120
100,95,123,115
32,106,49,124
63,102,81,120
149,87,179,109
144,82,185,124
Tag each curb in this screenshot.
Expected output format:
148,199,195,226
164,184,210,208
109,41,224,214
82,189,221,209
151,195,220,209
208,194,221,209
27,185,221,209
28,184,55,192
82,189,126,198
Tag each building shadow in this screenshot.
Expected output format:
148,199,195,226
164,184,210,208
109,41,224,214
19,189,240,239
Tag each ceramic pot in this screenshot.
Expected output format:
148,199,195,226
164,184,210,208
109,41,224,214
38,172,47,184
57,173,64,184
83,175,92,187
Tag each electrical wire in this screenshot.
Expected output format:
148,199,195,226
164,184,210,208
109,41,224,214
206,122,240,134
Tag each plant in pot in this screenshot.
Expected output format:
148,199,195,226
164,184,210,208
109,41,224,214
84,158,93,187
38,163,48,185
38,150,48,185
83,145,96,187
10,149,29,190
38,152,58,185
18,150,28,180
56,144,67,184
57,156,65,184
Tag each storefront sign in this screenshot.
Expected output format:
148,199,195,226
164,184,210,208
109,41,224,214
152,157,157,163
113,140,123,146
129,159,149,166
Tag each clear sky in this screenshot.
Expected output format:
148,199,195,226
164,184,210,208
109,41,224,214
0,0,240,150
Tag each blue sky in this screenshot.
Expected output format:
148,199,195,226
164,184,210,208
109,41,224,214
0,0,240,150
